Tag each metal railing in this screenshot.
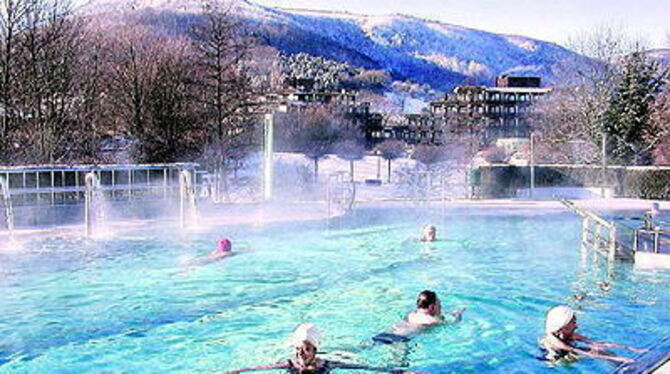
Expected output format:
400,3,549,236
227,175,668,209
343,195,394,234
633,228,670,254
560,199,632,261
326,172,356,218
0,163,201,205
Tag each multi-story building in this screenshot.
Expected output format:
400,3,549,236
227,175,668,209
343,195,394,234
380,114,444,145
429,75,552,141
259,80,384,148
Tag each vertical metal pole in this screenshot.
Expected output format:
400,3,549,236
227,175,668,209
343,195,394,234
581,218,589,245
84,173,92,237
530,132,535,199
61,170,65,202
180,174,184,228
263,113,274,201
75,171,79,199
36,171,40,202
22,172,26,203
654,231,660,254
111,170,115,199
50,171,55,205
376,154,381,180
608,225,617,262
601,133,607,198
163,168,168,199
326,176,331,219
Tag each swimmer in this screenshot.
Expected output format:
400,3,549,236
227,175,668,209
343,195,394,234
374,290,465,343
222,323,417,374
184,238,235,268
420,225,437,242
596,281,611,292
571,292,588,302
540,305,647,364
208,238,235,260
406,290,465,326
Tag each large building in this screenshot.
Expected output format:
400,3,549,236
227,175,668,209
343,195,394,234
260,79,383,148
429,75,552,141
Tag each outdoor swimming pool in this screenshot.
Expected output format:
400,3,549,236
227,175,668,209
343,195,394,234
1,205,669,373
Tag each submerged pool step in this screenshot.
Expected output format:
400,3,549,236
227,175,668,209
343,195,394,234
612,335,670,374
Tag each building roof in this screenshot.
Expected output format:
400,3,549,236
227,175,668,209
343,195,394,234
485,87,552,94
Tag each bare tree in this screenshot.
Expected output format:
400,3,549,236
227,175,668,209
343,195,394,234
11,0,85,163
412,144,449,171
335,139,366,182
0,0,28,155
530,90,602,164
536,25,648,163
144,38,202,162
376,139,405,182
291,109,343,183
191,1,254,197
106,25,160,160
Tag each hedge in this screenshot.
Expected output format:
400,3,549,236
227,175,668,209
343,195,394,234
473,164,670,199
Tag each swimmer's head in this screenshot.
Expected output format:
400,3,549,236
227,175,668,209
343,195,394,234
416,290,441,316
651,203,661,216
290,323,321,365
421,225,436,242
545,305,577,336
217,238,232,253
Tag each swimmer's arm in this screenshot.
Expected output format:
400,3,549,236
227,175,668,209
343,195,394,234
573,334,643,351
552,339,634,363
573,348,635,363
572,333,591,343
587,341,649,354
446,307,466,323
219,362,289,374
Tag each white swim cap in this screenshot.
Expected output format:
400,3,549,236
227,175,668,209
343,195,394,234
290,323,321,348
545,305,575,334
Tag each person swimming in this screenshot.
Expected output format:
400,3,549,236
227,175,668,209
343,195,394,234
184,238,235,268
374,290,465,344
420,225,437,242
208,238,234,260
539,305,646,364
222,323,417,374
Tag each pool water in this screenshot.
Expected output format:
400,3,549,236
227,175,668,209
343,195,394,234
1,205,669,374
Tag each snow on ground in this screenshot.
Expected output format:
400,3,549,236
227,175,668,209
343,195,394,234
272,152,470,202
275,152,416,182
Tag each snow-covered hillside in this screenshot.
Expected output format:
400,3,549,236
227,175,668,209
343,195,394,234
77,0,589,90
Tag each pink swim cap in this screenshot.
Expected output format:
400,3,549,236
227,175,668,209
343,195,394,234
217,238,232,253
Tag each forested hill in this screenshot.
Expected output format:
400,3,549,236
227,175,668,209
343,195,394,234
78,0,589,91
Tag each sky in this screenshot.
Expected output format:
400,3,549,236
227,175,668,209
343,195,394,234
253,0,669,49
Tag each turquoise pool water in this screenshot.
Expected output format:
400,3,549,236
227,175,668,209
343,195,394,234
1,205,669,373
